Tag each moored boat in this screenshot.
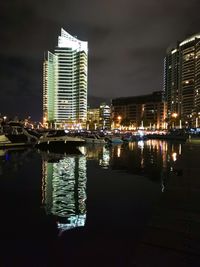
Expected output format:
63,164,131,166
83,133,106,144
0,122,37,148
105,135,123,144
146,129,188,141
35,130,85,153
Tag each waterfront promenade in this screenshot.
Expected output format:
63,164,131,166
135,142,200,266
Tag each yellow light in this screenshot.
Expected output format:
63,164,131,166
117,147,121,158
172,113,178,118
117,116,122,120
172,152,177,162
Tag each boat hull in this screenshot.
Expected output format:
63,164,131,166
0,134,33,148
35,137,85,153
84,138,106,144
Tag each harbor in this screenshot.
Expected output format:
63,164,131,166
1,119,199,150
0,139,200,266
1,5,200,265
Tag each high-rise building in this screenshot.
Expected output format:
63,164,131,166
43,28,88,129
164,34,200,128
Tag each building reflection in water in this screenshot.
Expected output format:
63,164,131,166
114,140,182,192
83,144,110,169
82,140,183,193
42,153,87,235
99,146,110,168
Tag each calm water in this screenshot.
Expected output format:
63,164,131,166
0,140,196,266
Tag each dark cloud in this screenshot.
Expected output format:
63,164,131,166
1,0,200,119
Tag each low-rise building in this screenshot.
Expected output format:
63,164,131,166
111,91,166,129
87,103,111,130
87,108,100,130
99,103,111,130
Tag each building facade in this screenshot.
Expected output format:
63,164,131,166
112,91,166,129
87,108,100,130
99,103,111,130
43,28,88,129
164,34,200,128
87,104,111,130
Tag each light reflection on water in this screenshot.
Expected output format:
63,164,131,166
83,140,183,181
41,153,87,235
0,140,184,235
81,140,184,197
1,140,200,266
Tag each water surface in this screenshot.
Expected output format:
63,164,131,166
0,140,191,266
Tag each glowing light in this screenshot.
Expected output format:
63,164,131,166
138,140,144,149
117,116,122,121
78,146,87,155
171,49,177,54
138,130,144,137
58,28,88,53
117,147,121,158
172,152,177,162
179,34,200,47
172,113,178,118
179,144,182,155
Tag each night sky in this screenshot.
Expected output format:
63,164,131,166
1,0,200,121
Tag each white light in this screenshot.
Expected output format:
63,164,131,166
172,152,177,162
171,49,177,54
58,28,88,53
179,34,200,47
138,130,144,137
138,140,144,149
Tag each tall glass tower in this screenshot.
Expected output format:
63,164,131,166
164,34,200,128
43,28,88,129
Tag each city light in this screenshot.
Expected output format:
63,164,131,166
172,152,177,162
172,113,178,118
117,116,122,121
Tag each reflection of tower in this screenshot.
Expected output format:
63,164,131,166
99,146,110,168
42,155,87,233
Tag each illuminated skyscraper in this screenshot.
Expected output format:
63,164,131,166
164,34,200,127
43,28,88,128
